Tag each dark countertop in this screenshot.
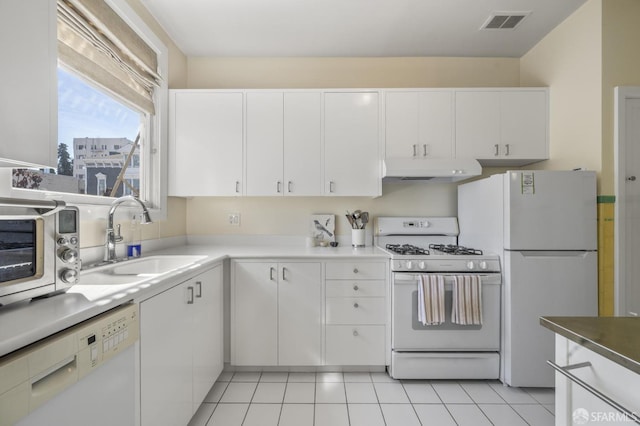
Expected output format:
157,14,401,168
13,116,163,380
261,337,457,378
540,316,640,374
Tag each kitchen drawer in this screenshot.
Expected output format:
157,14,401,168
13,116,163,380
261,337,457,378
326,280,386,298
326,297,386,325
325,262,386,280
326,325,385,365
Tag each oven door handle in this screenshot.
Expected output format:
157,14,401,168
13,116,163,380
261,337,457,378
0,197,66,216
393,274,501,285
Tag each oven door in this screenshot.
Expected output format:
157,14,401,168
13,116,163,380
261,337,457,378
0,215,55,302
392,273,501,351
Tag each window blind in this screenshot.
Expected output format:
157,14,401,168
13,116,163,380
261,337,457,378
57,0,161,114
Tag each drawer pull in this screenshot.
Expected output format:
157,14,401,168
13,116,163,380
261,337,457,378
353,330,359,337
547,360,640,424
353,268,359,274
353,303,359,308
353,285,359,291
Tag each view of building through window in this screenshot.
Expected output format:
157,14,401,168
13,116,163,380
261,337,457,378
12,68,143,197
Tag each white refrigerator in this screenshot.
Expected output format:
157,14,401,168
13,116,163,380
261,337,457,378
458,170,597,387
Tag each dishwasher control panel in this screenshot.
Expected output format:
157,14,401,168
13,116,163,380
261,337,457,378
76,303,139,378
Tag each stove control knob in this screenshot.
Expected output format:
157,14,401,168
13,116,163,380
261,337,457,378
418,261,426,270
479,261,488,270
405,261,414,270
466,261,475,270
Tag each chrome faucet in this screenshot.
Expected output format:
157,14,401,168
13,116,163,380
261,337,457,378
104,196,153,262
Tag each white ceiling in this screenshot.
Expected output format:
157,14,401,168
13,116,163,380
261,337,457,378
140,0,587,58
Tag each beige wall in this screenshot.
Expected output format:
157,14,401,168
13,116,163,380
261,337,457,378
520,0,603,189
185,57,519,236
187,57,520,89
601,0,640,194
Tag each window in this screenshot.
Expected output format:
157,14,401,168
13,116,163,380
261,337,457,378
8,0,168,213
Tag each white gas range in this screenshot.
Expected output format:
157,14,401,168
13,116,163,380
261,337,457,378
375,217,502,380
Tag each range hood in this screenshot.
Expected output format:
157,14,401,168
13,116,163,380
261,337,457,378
382,157,482,183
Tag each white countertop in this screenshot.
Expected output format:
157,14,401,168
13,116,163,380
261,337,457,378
0,243,388,358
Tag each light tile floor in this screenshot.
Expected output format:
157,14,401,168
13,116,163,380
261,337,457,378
188,371,555,426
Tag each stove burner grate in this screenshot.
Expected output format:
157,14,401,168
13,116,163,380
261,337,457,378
385,244,430,255
428,244,483,255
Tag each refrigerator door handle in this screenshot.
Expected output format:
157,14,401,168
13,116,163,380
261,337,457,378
514,250,595,258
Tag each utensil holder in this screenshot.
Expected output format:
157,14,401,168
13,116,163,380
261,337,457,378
351,229,366,247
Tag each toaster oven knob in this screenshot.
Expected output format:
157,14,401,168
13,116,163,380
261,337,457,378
60,269,78,284
466,261,475,270
61,249,78,263
57,237,68,245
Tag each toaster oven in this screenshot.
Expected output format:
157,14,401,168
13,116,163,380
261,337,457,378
0,198,80,306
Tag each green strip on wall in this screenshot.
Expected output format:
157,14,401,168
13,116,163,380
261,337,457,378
597,195,615,204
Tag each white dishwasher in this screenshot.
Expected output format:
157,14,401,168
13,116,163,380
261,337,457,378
0,303,139,426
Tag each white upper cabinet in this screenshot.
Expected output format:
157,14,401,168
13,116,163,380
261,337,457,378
246,92,322,196
0,0,56,168
385,91,453,159
246,92,285,195
324,92,381,196
283,92,322,195
169,91,243,196
455,89,548,166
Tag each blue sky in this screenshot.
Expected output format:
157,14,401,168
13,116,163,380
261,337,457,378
57,68,140,155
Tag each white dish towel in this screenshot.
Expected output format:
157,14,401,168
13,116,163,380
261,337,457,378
417,275,445,325
452,275,483,325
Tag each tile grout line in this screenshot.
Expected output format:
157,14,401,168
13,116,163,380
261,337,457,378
405,383,425,426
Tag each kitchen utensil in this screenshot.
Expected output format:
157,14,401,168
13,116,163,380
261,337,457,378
361,212,369,228
345,211,355,229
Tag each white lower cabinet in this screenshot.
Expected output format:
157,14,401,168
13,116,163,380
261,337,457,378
326,325,386,365
140,265,223,426
554,335,640,426
231,259,389,368
325,261,388,366
232,261,322,366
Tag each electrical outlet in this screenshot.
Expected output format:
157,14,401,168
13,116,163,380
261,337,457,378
228,213,241,226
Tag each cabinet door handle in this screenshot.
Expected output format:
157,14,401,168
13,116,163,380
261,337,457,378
494,144,500,156
353,302,359,308
187,286,194,304
505,144,510,156
269,267,275,281
547,360,640,423
329,181,335,193
282,267,287,281
353,329,359,337
277,181,282,193
353,268,359,274
287,181,292,193
423,144,428,157
195,281,202,298
412,144,417,157
353,284,359,291
235,181,240,193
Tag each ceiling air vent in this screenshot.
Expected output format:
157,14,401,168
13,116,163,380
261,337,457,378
481,12,530,30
